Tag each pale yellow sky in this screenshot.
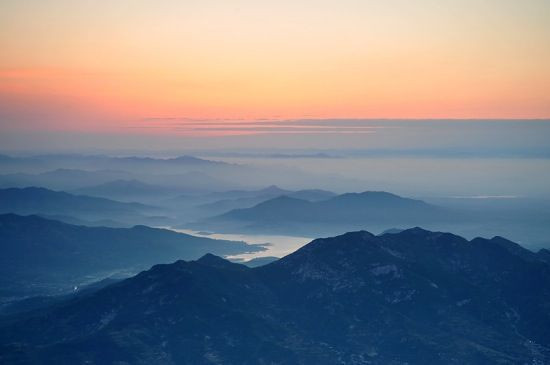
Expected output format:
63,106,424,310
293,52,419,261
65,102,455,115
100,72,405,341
1,0,549,133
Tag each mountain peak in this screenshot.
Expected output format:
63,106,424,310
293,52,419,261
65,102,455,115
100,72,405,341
400,226,431,235
196,253,246,270
2,226,550,364
259,185,288,194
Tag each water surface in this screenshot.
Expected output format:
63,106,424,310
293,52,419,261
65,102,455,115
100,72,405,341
170,228,312,262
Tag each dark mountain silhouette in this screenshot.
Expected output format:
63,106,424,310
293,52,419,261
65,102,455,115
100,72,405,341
0,277,121,316
0,186,150,214
193,187,337,216
1,228,549,364
222,191,444,222
0,214,263,300
192,191,455,235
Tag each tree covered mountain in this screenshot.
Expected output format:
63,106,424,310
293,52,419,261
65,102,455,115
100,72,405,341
0,214,263,300
1,228,549,364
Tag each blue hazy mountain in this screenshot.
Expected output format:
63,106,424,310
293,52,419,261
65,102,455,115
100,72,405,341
1,228,549,364
0,154,250,195
0,186,162,225
0,214,263,300
538,248,550,264
0,154,229,172
225,191,442,221
0,168,242,197
73,179,178,201
0,168,134,190
192,191,454,235
193,186,337,216
162,185,336,222
193,185,293,201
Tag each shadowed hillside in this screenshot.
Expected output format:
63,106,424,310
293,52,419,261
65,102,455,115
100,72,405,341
1,228,549,364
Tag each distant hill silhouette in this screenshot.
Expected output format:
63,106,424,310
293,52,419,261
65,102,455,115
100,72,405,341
192,186,337,216
0,169,133,190
74,179,174,200
0,187,164,225
221,191,445,222
191,191,456,235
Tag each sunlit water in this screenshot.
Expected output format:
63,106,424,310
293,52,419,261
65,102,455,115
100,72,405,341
169,228,312,262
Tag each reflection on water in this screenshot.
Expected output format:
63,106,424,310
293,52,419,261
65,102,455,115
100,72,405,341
169,228,312,262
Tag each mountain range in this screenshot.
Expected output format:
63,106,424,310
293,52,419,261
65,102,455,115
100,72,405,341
0,214,263,300
1,228,549,364
0,168,242,197
191,191,457,235
0,187,162,226
192,186,337,217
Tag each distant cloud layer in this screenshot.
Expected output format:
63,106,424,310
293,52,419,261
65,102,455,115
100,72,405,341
1,119,549,154
132,118,389,135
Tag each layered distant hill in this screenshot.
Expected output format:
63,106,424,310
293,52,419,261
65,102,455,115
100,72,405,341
191,186,337,217
2,228,549,364
0,214,263,300
0,154,249,197
0,169,242,197
0,187,162,226
0,168,134,190
73,179,178,201
191,191,457,235
0,153,367,194
161,185,336,221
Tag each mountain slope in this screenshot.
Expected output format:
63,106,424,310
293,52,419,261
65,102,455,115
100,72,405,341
0,214,263,299
195,188,337,216
0,187,160,225
230,191,442,222
193,191,454,235
1,228,549,364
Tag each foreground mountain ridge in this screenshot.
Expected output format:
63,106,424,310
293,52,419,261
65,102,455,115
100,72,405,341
1,227,550,364
0,214,262,300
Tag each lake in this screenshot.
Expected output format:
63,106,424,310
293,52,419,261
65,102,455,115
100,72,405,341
169,228,313,262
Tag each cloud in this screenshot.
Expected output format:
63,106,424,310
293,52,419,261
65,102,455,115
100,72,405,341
130,118,389,136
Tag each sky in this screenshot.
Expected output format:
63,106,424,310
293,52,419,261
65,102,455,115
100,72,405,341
1,0,550,137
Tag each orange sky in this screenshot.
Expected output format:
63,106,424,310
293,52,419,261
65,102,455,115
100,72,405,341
1,0,549,134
